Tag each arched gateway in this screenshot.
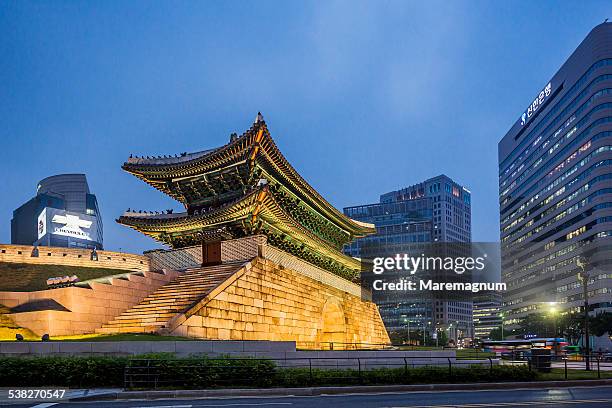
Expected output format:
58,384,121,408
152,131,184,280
318,298,348,349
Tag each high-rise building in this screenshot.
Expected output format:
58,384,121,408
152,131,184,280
473,291,502,340
11,174,103,250
498,23,612,330
344,174,473,342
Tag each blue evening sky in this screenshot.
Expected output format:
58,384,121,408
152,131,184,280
1,1,610,254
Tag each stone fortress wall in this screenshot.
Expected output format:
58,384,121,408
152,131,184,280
0,243,168,336
0,244,150,272
0,270,180,336
0,236,388,347
171,257,388,348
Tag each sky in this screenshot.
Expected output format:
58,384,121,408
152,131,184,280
0,1,610,254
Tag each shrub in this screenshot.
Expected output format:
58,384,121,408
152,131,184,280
274,364,536,387
0,356,128,387
0,356,537,388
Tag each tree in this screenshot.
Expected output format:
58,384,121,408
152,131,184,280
512,311,610,345
556,312,583,343
488,328,503,341
437,330,448,347
590,312,612,337
515,312,548,337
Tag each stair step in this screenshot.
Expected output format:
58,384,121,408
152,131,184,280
99,263,243,334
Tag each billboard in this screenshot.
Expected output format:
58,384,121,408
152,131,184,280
37,207,100,247
37,208,47,240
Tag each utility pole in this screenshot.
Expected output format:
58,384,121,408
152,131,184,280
577,256,590,371
407,319,410,346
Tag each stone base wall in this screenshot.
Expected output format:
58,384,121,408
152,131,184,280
0,342,465,369
0,244,150,272
172,258,389,349
0,270,180,336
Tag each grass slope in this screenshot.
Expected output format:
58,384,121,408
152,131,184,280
0,262,136,292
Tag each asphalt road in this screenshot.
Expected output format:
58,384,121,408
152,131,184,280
6,386,612,408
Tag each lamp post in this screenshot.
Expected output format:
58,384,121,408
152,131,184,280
500,311,506,341
577,256,591,371
416,313,426,346
422,318,426,346
401,314,410,346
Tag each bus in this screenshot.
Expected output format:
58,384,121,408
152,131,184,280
481,338,568,359
530,338,568,355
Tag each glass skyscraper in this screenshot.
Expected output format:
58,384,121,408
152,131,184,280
498,23,612,330
11,174,104,250
344,174,472,342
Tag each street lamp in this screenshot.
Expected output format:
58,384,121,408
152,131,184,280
435,322,440,348
577,256,591,370
416,313,426,346
401,314,410,346
500,311,506,341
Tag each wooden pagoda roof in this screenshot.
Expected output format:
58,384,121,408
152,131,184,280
117,186,363,272
121,115,375,239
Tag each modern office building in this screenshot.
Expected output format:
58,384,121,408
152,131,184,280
498,23,612,330
11,174,103,250
344,174,473,342
473,291,502,340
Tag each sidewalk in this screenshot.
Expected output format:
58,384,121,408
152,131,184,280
69,379,612,401
0,388,120,405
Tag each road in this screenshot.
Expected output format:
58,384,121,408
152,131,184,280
5,385,612,408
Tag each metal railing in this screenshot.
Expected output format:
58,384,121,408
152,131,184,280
296,342,494,359
523,354,612,380
123,355,497,389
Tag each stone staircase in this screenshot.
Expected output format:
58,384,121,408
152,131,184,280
96,263,244,334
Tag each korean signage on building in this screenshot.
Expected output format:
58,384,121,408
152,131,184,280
520,82,552,126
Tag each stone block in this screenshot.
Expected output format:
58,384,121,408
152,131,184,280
58,342,93,354
0,342,30,354
90,342,123,353
150,342,177,353
29,342,60,354
210,340,245,353
316,350,349,359
187,326,206,338
120,342,154,355
253,351,287,359
185,315,203,327
176,341,213,354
